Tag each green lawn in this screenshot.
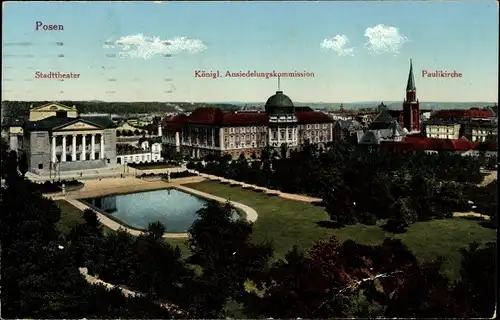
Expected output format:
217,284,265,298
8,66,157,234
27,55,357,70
183,181,497,280
55,200,113,235
55,181,496,281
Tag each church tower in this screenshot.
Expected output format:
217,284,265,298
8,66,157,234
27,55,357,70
403,59,420,132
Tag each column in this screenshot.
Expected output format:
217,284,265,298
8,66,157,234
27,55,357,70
91,134,96,160
100,134,105,159
51,135,56,163
61,135,67,162
268,128,272,143
72,135,77,161
277,127,281,144
81,134,87,161
285,127,289,143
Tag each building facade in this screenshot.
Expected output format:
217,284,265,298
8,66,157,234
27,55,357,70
162,91,335,159
424,121,462,139
21,102,118,172
116,138,163,165
423,108,497,142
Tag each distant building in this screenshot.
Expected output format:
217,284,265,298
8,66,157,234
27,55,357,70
380,136,497,155
116,137,163,165
17,102,118,173
422,108,497,142
359,120,408,145
424,121,462,140
162,90,335,159
333,119,364,143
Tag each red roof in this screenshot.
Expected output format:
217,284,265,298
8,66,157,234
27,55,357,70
162,107,333,128
163,114,188,131
381,136,480,152
431,108,494,119
295,111,333,123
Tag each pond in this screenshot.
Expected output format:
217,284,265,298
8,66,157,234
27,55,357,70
84,188,211,233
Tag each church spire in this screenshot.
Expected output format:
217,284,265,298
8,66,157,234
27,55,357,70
406,59,416,91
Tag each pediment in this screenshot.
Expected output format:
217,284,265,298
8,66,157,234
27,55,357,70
32,102,74,112
56,120,101,131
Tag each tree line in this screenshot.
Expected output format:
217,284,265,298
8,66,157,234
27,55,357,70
1,101,240,118
186,141,497,232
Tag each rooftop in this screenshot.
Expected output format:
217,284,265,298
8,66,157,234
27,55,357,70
162,107,333,129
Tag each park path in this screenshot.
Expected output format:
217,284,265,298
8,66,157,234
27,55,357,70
192,171,322,203
190,170,497,221
78,267,183,314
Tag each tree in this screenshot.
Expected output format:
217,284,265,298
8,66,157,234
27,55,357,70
385,197,417,233
280,143,288,159
185,201,273,318
0,172,174,318
146,221,166,241
452,241,496,317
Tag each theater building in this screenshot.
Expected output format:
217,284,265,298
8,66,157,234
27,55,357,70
162,90,335,159
21,102,118,173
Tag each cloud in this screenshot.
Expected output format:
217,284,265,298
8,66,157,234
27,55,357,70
364,24,408,55
320,35,355,56
104,33,207,59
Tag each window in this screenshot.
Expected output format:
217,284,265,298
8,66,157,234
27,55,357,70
288,131,292,139
280,131,285,140
38,163,43,169
224,128,228,133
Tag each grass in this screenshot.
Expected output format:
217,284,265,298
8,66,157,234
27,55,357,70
55,200,114,235
184,180,497,281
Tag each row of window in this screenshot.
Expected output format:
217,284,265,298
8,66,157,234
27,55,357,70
427,127,457,134
428,134,457,139
222,124,330,134
119,154,161,164
472,129,493,135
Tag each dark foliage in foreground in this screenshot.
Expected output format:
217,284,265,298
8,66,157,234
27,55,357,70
1,139,495,318
0,163,175,318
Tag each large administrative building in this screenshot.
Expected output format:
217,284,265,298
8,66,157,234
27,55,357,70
12,102,118,172
162,90,335,159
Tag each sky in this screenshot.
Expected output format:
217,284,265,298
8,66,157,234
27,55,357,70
2,1,498,103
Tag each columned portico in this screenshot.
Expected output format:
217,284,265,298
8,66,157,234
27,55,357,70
81,134,87,161
62,135,67,162
100,134,105,159
91,134,96,160
72,134,77,160
52,131,105,163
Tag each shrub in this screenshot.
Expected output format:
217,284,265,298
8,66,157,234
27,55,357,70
359,213,378,225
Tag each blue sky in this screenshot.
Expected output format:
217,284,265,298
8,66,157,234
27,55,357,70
2,1,498,103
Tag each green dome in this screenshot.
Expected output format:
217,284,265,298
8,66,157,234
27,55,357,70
265,91,295,114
